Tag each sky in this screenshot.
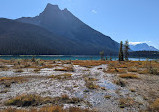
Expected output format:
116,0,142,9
0,0,159,49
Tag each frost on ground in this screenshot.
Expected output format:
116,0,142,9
0,60,157,112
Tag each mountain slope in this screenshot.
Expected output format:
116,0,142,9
130,43,159,51
16,3,119,55
0,18,79,55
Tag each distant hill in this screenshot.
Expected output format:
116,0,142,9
129,43,159,51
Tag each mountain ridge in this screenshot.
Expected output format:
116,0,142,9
0,3,119,55
130,43,159,51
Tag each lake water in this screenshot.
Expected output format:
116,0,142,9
0,55,156,61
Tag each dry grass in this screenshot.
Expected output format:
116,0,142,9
85,81,99,89
106,61,159,75
137,69,149,74
104,95,111,99
84,77,99,89
14,69,24,73
119,97,135,108
85,77,98,81
128,67,138,72
106,68,127,74
5,94,87,107
49,73,72,80
54,66,74,72
5,94,50,107
130,88,136,92
119,73,139,79
42,64,54,68
33,68,41,73
0,65,9,71
101,87,106,90
0,76,28,87
113,79,127,87
0,89,8,93
0,59,56,70
149,98,159,111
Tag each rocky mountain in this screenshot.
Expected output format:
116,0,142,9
130,43,159,51
0,3,119,55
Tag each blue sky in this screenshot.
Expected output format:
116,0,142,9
0,0,159,49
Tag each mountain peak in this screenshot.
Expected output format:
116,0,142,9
45,3,60,11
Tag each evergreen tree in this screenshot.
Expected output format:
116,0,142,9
118,41,124,61
100,51,104,60
124,40,129,61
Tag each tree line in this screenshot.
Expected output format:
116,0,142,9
100,40,130,61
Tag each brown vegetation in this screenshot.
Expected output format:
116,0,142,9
149,98,159,111
84,77,99,89
104,95,111,99
106,61,159,75
113,79,127,87
119,97,135,108
54,66,74,72
5,94,88,107
49,73,72,80
0,76,28,87
14,69,24,73
119,73,139,79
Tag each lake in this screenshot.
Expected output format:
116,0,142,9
0,55,156,61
